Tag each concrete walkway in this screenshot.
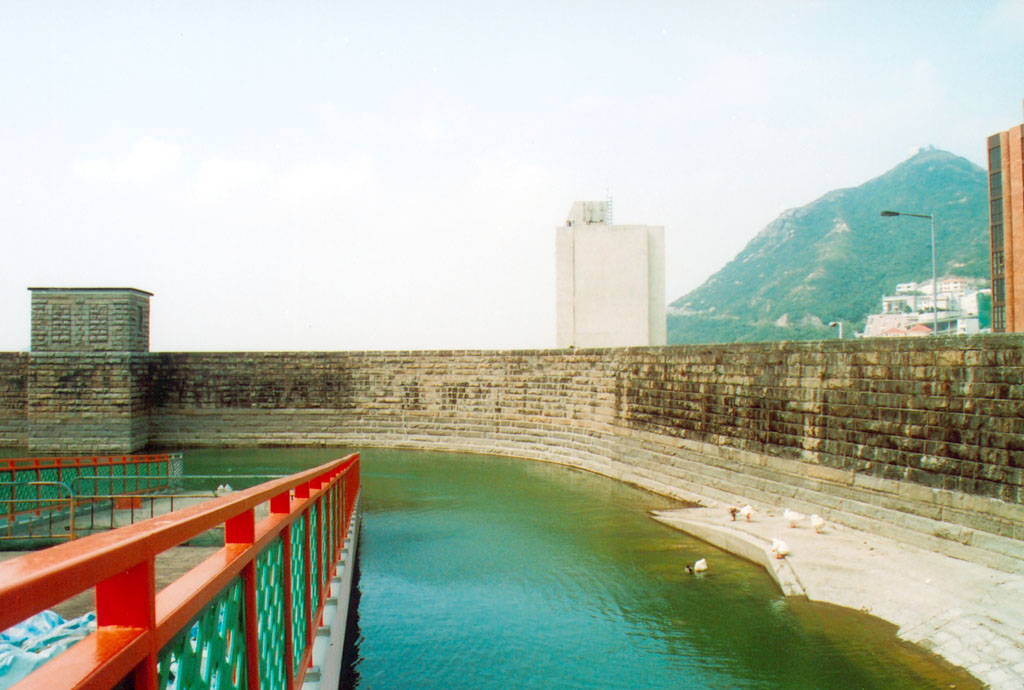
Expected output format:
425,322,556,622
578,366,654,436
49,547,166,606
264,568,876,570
652,505,1024,690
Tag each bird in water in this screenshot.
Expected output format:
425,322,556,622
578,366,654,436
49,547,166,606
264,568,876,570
738,505,755,522
770,538,790,559
783,509,805,528
685,558,708,575
810,514,826,533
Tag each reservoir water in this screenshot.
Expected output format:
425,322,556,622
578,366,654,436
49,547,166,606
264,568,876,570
185,448,976,689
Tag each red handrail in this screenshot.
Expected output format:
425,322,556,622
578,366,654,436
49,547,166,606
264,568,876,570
1,455,178,525
0,452,361,690
0,455,173,471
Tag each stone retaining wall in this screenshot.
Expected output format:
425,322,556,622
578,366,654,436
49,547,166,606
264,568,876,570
141,337,1024,572
27,353,151,453
0,353,27,447
1,337,1022,571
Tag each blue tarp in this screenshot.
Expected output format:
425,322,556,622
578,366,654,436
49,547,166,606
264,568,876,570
0,610,96,689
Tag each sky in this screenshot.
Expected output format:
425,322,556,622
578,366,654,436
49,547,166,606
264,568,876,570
2,1,1024,351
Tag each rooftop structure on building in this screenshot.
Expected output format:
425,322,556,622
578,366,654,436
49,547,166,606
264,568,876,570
28,287,152,353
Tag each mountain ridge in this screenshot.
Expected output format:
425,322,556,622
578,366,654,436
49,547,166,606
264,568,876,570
667,148,989,344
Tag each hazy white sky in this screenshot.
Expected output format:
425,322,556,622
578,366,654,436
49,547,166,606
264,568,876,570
2,1,1023,351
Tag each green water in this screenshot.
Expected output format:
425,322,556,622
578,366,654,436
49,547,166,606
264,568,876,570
7,446,979,688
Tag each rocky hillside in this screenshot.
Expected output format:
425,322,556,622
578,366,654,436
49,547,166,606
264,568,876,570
668,148,990,344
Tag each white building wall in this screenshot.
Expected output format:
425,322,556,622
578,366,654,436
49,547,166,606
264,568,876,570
556,202,666,348
555,226,576,348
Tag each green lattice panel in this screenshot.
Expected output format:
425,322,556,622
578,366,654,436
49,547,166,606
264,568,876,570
310,503,320,613
256,537,286,690
157,578,247,690
38,468,60,503
290,516,308,676
153,460,169,491
106,463,126,495
76,465,97,498
13,470,37,514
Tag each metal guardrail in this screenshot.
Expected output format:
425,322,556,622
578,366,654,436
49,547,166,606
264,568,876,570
69,475,288,537
0,453,181,499
0,481,75,540
0,454,184,542
0,453,361,690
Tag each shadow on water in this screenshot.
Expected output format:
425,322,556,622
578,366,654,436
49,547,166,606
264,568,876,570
339,539,363,690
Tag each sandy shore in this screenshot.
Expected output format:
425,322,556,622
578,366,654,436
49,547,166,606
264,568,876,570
652,504,1024,690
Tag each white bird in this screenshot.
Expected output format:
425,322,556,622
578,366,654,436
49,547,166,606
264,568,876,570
810,514,826,533
783,509,806,528
693,558,708,573
738,505,755,522
770,538,790,559
215,483,234,496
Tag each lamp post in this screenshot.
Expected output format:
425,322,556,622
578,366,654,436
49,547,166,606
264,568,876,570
828,321,843,339
881,210,937,335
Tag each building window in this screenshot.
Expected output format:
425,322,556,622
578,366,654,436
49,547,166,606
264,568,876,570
994,278,1005,303
993,250,1005,276
989,144,1002,172
993,305,1005,332
991,198,1004,225
990,171,1002,195
992,222,1004,251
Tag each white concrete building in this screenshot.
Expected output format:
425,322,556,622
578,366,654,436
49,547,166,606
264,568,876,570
862,278,989,338
556,201,666,348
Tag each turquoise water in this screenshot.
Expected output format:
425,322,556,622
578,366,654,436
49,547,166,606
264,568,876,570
21,446,976,689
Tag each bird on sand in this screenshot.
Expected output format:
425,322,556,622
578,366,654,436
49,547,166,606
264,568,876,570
783,509,806,528
810,514,826,533
770,538,790,559
738,505,755,522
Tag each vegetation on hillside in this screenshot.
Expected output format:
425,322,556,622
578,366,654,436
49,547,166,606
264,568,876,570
668,148,990,344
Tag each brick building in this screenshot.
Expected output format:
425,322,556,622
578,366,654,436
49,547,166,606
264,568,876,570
987,109,1024,332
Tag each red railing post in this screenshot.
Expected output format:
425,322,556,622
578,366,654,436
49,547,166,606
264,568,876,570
226,509,260,690
96,558,157,690
272,489,295,690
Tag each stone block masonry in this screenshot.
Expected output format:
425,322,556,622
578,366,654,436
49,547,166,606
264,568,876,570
1,335,1022,571
0,353,27,447
27,353,151,453
29,287,151,353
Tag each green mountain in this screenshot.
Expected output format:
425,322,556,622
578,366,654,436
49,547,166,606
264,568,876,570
667,148,991,344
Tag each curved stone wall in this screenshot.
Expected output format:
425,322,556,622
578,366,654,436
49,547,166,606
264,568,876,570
143,337,1024,573
0,353,27,447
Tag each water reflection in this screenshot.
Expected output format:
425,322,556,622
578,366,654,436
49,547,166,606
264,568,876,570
339,558,363,690
177,447,978,689
348,450,978,690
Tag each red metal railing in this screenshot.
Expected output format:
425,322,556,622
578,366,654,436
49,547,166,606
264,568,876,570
1,455,181,526
0,453,360,690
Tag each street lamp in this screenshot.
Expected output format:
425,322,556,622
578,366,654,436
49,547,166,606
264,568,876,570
880,210,937,335
828,321,843,339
